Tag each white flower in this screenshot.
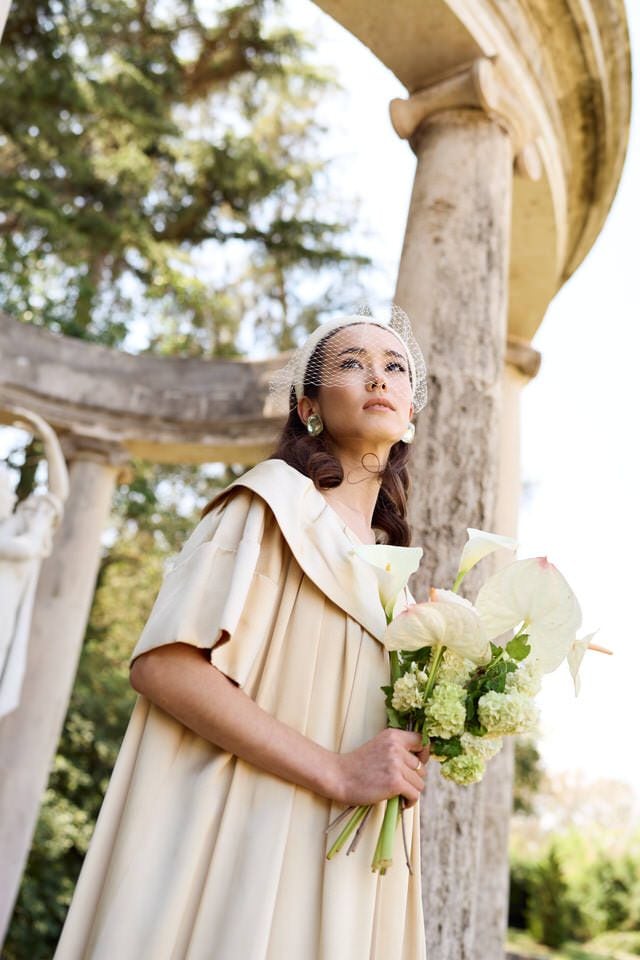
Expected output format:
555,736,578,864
436,649,475,686
505,660,543,697
440,753,486,786
460,731,503,762
566,630,600,697
475,557,582,674
456,528,518,579
391,672,425,712
423,682,467,739
353,544,423,620
383,591,491,664
478,690,539,737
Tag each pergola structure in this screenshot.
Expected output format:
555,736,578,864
0,1,631,956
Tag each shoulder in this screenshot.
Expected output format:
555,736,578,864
205,459,314,519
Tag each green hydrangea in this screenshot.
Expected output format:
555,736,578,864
460,731,503,762
505,660,542,697
424,682,466,739
391,669,425,712
477,690,538,737
436,649,474,686
440,753,486,785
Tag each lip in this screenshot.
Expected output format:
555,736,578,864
363,398,396,411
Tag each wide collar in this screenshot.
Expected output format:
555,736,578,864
209,459,389,642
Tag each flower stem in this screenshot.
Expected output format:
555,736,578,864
451,571,465,594
389,650,402,684
423,644,444,701
326,804,369,860
371,795,400,873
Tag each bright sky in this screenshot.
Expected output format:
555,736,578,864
289,2,640,800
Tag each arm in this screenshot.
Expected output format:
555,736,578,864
130,641,429,807
10,406,69,503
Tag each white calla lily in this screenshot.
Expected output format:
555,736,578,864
383,591,491,664
353,544,422,621
455,528,518,587
567,631,600,697
475,557,582,674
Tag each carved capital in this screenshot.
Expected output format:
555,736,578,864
390,58,542,181
505,334,541,379
60,432,132,482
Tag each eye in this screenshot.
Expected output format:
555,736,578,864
339,358,364,369
386,361,407,373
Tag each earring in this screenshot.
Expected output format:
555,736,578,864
401,422,415,444
306,413,324,437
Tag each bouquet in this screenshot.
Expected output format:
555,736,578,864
326,529,611,874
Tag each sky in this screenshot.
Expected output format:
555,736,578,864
286,1,640,802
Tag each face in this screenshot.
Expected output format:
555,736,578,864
298,323,414,452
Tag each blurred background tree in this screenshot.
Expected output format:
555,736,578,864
1,1,370,955
0,0,368,353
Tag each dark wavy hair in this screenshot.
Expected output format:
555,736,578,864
270,327,414,546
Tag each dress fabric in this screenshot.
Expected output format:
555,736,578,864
53,458,426,960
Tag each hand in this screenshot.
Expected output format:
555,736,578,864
333,728,430,808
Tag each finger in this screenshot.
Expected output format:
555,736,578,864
395,731,423,751
406,750,428,776
417,746,430,764
399,782,421,806
402,765,427,793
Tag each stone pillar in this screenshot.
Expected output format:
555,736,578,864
473,339,542,960
390,58,538,959
0,1,11,42
0,436,127,943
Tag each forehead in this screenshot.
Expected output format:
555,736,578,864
326,323,406,356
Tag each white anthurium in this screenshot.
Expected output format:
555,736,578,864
383,588,491,664
455,528,518,584
352,544,423,621
475,557,582,674
567,631,601,697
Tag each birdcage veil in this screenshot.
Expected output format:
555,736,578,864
268,304,427,416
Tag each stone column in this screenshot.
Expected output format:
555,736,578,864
390,58,538,959
0,1,11,42
473,338,542,960
0,436,127,943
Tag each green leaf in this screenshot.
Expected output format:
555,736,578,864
506,633,531,662
430,736,463,759
386,706,403,729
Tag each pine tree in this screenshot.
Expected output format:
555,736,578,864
0,0,367,352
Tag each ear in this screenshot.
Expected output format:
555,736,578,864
297,396,316,426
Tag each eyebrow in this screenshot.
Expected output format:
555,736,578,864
337,346,407,361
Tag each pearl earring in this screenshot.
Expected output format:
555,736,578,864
401,422,415,444
306,413,324,437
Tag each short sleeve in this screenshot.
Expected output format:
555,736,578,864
130,488,280,686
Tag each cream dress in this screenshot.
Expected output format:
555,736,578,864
54,458,426,960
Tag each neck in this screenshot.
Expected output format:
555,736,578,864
325,442,390,529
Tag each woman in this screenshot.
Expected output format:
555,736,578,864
54,310,430,960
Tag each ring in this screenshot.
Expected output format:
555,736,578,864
415,759,422,772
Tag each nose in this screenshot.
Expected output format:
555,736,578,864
366,373,387,392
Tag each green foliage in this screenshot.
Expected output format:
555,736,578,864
513,737,544,815
526,846,580,948
430,735,462,759
465,642,517,735
509,834,640,954
506,632,531,662
0,0,368,352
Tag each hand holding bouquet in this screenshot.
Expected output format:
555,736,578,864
326,530,610,874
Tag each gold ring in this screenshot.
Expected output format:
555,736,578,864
415,758,422,772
